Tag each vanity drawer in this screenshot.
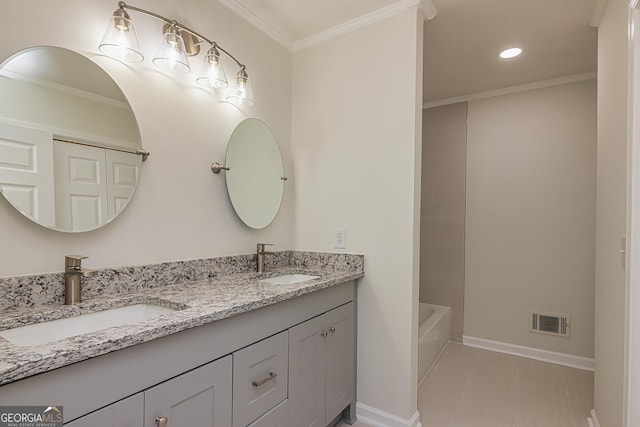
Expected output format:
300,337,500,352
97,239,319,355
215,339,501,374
248,399,288,427
233,330,288,427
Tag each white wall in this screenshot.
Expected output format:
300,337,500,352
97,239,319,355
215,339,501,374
292,7,424,422
594,0,629,425
0,0,293,277
465,80,596,358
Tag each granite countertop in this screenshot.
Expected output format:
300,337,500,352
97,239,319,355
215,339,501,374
0,266,363,386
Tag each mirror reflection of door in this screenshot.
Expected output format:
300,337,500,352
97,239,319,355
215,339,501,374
0,121,140,232
0,122,55,226
52,141,139,231
53,141,108,231
106,150,140,217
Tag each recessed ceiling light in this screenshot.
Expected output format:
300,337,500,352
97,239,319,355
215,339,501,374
499,47,522,59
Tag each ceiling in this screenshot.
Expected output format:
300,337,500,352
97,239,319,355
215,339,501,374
422,0,598,103
226,0,599,104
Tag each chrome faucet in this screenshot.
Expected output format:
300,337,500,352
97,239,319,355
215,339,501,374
64,255,96,305
256,243,274,273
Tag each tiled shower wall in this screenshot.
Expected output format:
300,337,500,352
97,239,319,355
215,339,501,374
420,102,467,341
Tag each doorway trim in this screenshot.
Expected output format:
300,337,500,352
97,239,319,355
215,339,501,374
626,1,640,426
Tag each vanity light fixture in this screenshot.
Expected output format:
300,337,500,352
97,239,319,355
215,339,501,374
99,1,254,105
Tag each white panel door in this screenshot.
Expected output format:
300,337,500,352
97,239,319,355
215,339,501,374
53,141,107,231
0,121,55,226
105,149,140,217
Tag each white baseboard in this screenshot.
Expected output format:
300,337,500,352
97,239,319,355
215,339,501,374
463,335,594,371
356,402,422,427
588,409,600,427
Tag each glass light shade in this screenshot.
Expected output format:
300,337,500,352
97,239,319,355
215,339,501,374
99,13,144,63
226,69,254,106
196,46,228,88
152,26,190,74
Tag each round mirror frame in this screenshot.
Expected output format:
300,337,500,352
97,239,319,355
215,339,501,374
225,118,285,229
0,46,145,233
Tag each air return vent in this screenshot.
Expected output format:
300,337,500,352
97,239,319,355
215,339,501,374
530,312,570,337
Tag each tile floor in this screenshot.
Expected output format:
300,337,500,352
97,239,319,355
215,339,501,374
340,342,594,427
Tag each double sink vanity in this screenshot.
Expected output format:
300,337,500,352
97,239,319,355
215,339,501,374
0,33,358,427
0,252,363,426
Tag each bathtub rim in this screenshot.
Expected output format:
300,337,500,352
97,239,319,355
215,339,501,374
418,302,451,340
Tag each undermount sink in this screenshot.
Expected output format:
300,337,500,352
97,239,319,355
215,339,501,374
0,303,177,347
259,274,320,285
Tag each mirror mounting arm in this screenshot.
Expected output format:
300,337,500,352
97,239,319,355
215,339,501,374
211,162,230,173
136,149,150,162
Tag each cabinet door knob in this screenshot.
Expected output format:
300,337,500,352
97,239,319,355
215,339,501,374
321,331,328,337
155,417,168,427
329,326,336,333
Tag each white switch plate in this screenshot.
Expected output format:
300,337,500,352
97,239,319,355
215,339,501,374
334,228,346,249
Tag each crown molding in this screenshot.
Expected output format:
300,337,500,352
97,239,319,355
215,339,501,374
420,0,438,20
219,0,435,53
590,0,608,27
294,0,434,51
423,72,597,109
0,70,130,110
218,0,293,50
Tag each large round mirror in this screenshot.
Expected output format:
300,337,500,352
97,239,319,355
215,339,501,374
0,46,145,232
225,118,285,229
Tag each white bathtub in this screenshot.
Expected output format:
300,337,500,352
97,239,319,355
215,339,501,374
418,303,451,386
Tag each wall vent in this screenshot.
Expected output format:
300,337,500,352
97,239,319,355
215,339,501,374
530,312,570,337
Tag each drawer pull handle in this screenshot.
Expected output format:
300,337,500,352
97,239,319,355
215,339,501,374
155,417,168,427
321,331,328,337
252,372,277,387
329,327,336,333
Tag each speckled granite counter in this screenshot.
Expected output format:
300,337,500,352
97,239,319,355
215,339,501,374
0,252,364,386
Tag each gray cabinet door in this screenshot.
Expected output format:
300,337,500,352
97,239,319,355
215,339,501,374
144,355,232,427
65,393,143,427
324,302,354,422
288,314,326,427
248,399,289,427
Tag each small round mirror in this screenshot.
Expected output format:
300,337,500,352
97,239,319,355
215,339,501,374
225,118,284,229
0,46,145,232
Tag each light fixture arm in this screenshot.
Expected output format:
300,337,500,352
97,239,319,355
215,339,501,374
116,1,245,69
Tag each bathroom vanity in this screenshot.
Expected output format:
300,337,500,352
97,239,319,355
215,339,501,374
0,256,362,427
0,24,358,427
